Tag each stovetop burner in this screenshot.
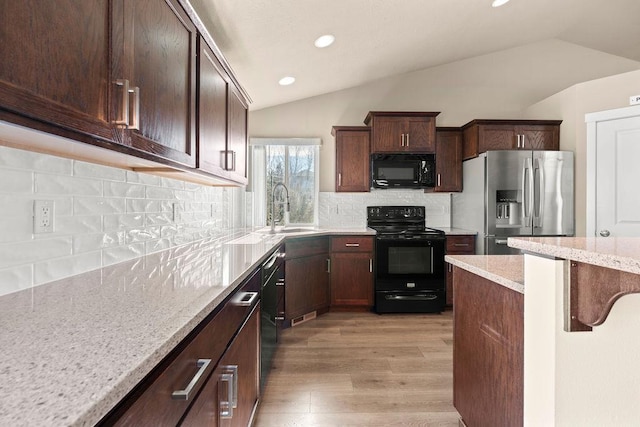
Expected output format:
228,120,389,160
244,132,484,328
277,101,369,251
367,206,445,239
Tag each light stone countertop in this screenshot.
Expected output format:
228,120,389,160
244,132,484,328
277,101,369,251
436,227,477,236
445,255,524,294
508,236,640,275
0,227,372,426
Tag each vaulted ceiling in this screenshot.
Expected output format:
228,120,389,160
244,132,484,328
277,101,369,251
191,0,640,110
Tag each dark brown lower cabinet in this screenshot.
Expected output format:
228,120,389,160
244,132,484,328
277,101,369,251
101,270,260,426
445,235,476,306
181,306,259,426
453,267,523,427
330,236,374,309
284,237,330,321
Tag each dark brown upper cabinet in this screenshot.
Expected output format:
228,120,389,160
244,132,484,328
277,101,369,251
0,0,115,142
364,111,440,154
226,85,249,184
111,0,197,168
462,119,561,160
332,126,370,192
434,127,463,192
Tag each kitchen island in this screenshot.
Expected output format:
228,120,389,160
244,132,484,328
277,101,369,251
448,237,640,426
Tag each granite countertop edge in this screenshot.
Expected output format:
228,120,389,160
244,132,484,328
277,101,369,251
445,254,524,294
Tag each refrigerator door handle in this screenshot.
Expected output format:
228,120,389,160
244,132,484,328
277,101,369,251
534,157,544,223
522,158,533,226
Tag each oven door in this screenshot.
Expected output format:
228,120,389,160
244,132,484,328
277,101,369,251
375,237,445,291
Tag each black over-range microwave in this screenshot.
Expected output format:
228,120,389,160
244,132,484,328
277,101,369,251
371,154,436,189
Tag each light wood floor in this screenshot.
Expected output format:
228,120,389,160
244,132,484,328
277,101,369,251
254,311,460,426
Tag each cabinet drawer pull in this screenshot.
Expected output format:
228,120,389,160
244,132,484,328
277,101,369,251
171,358,211,400
344,243,360,247
219,372,234,419
369,258,373,273
223,365,239,408
128,86,140,130
326,258,331,273
437,173,441,187
400,134,405,147
338,173,342,187
453,243,470,247
235,291,259,307
406,133,409,147
226,150,236,171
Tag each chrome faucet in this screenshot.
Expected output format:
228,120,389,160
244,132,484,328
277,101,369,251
270,182,290,233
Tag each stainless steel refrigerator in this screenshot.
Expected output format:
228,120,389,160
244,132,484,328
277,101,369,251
451,150,574,254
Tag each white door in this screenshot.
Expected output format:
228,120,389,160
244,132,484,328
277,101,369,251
587,106,640,237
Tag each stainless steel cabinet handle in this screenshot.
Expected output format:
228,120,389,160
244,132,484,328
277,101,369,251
338,173,342,187
222,365,238,408
171,358,211,400
521,134,525,148
437,173,441,187
369,258,373,273
453,243,469,247
400,134,405,147
235,291,259,307
219,372,234,419
225,150,236,171
264,251,280,269
114,79,130,127
345,243,360,247
326,258,331,273
128,86,140,130
406,133,409,147
599,230,611,237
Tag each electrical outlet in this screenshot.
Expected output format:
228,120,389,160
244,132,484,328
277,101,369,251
34,200,54,233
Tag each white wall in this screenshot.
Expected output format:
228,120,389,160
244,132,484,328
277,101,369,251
524,69,640,236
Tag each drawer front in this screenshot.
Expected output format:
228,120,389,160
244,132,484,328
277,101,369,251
286,236,329,259
331,236,374,253
110,269,261,426
446,235,476,254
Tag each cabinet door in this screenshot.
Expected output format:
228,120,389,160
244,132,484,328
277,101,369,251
453,268,523,427
477,124,518,152
226,85,248,183
406,117,435,153
181,306,260,426
286,253,330,319
112,0,197,167
330,252,374,307
371,116,404,152
0,0,114,142
517,124,559,150
197,37,228,176
435,129,462,192
445,235,475,306
334,127,370,192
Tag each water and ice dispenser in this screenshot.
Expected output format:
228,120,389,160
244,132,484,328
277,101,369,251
495,190,521,226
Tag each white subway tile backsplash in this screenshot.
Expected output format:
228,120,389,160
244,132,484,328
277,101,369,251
0,145,72,175
74,197,126,215
35,173,103,196
34,251,102,285
0,169,33,193
103,181,145,198
73,162,126,182
0,145,247,295
56,215,103,235
73,232,124,254
0,238,72,269
0,265,33,297
103,213,144,232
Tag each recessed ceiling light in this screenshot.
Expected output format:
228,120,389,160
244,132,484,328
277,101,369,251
491,0,511,6
278,76,295,86
314,34,335,48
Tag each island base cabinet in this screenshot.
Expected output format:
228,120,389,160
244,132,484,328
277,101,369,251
181,305,259,426
453,267,523,427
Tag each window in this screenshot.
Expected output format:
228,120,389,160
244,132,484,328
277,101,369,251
250,138,320,227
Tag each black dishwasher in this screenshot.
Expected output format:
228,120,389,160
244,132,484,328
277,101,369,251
260,245,285,391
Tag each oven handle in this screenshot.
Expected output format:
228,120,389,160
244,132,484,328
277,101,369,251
385,294,438,301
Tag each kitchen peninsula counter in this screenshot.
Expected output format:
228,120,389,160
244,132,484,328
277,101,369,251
0,227,372,426
507,236,640,426
445,254,523,293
